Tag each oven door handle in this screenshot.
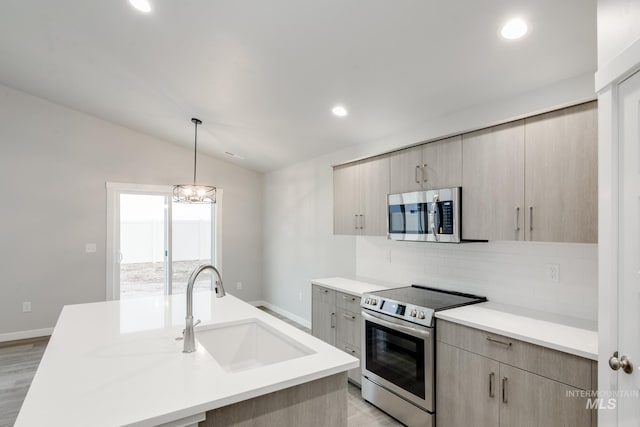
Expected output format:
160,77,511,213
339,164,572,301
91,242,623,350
362,310,431,339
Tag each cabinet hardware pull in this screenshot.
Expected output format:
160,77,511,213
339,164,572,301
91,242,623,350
343,295,357,302
342,313,356,320
514,207,520,231
423,164,428,183
354,214,358,231
320,289,328,294
330,313,336,329
415,165,421,183
529,206,533,233
502,377,508,403
486,336,512,347
344,347,356,354
360,214,364,230
489,372,495,397
431,193,439,241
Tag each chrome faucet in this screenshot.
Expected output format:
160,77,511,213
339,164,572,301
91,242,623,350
183,264,226,353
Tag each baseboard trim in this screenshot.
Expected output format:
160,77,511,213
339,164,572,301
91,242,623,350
248,300,311,330
0,327,53,343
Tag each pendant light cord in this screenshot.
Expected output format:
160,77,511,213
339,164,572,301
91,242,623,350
193,120,198,186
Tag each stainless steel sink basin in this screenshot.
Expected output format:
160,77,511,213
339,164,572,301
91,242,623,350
196,318,315,373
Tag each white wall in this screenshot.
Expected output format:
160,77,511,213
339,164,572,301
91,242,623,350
263,72,598,323
357,238,597,322
0,83,263,337
597,0,640,67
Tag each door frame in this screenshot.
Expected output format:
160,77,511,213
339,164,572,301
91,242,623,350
595,37,640,426
105,182,223,301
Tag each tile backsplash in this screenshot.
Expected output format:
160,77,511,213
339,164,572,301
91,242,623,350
356,236,598,322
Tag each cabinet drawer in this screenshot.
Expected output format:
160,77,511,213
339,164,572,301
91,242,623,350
336,309,361,349
336,292,361,313
337,339,361,385
437,320,592,390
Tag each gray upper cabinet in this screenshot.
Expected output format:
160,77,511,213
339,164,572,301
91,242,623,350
462,121,526,241
333,163,360,235
524,101,598,243
335,101,597,243
422,136,462,189
389,146,423,193
333,155,389,236
389,136,462,194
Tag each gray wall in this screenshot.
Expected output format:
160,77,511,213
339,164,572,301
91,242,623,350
0,83,263,336
263,72,598,323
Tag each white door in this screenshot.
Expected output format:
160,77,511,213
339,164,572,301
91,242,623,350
615,69,640,424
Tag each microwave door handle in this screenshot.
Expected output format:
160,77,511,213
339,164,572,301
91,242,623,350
431,194,439,241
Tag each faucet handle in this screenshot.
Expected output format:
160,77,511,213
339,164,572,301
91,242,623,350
194,319,202,328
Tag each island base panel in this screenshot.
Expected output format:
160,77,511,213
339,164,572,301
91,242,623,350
200,372,348,427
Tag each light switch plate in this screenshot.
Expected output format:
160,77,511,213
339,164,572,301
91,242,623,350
85,243,97,253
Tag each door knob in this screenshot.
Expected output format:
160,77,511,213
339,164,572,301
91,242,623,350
609,351,634,374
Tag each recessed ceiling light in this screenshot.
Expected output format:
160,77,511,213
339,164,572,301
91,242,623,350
501,18,528,40
129,0,151,13
332,105,348,117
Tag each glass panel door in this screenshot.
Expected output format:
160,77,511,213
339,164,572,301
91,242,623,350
171,203,214,295
119,194,168,299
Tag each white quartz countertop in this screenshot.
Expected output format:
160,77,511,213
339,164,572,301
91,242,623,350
15,292,358,427
311,277,394,296
435,302,598,361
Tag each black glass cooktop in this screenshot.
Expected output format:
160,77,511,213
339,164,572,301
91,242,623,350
368,285,487,311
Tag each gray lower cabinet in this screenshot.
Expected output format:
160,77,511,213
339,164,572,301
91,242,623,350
311,285,336,345
312,284,362,385
436,320,596,427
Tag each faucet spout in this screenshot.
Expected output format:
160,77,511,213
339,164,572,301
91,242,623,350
183,264,226,353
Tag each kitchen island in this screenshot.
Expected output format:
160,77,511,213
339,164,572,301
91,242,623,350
15,292,358,427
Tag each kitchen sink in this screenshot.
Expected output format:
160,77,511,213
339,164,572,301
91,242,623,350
196,318,315,373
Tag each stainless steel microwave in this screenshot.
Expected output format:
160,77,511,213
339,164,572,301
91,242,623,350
388,188,461,242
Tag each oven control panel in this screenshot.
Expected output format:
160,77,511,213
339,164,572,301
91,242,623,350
361,296,434,327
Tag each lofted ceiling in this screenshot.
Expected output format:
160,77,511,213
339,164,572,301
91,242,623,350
0,0,596,172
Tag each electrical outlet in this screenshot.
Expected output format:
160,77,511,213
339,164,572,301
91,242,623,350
299,292,303,302
236,282,243,290
22,301,31,313
386,250,392,263
546,264,560,283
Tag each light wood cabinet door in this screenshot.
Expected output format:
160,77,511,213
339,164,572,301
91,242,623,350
333,163,360,235
422,136,462,189
358,155,390,236
499,364,591,427
311,285,336,345
524,101,598,243
336,309,361,349
462,121,525,241
389,146,423,193
437,342,500,427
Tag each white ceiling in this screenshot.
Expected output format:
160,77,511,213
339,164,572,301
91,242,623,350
0,0,596,172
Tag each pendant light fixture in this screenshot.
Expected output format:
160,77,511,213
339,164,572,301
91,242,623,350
173,118,216,204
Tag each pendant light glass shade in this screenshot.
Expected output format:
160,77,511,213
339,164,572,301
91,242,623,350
173,118,217,204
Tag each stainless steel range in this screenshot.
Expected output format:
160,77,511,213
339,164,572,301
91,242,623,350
360,286,487,427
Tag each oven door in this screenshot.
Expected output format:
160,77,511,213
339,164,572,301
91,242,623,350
361,310,434,412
